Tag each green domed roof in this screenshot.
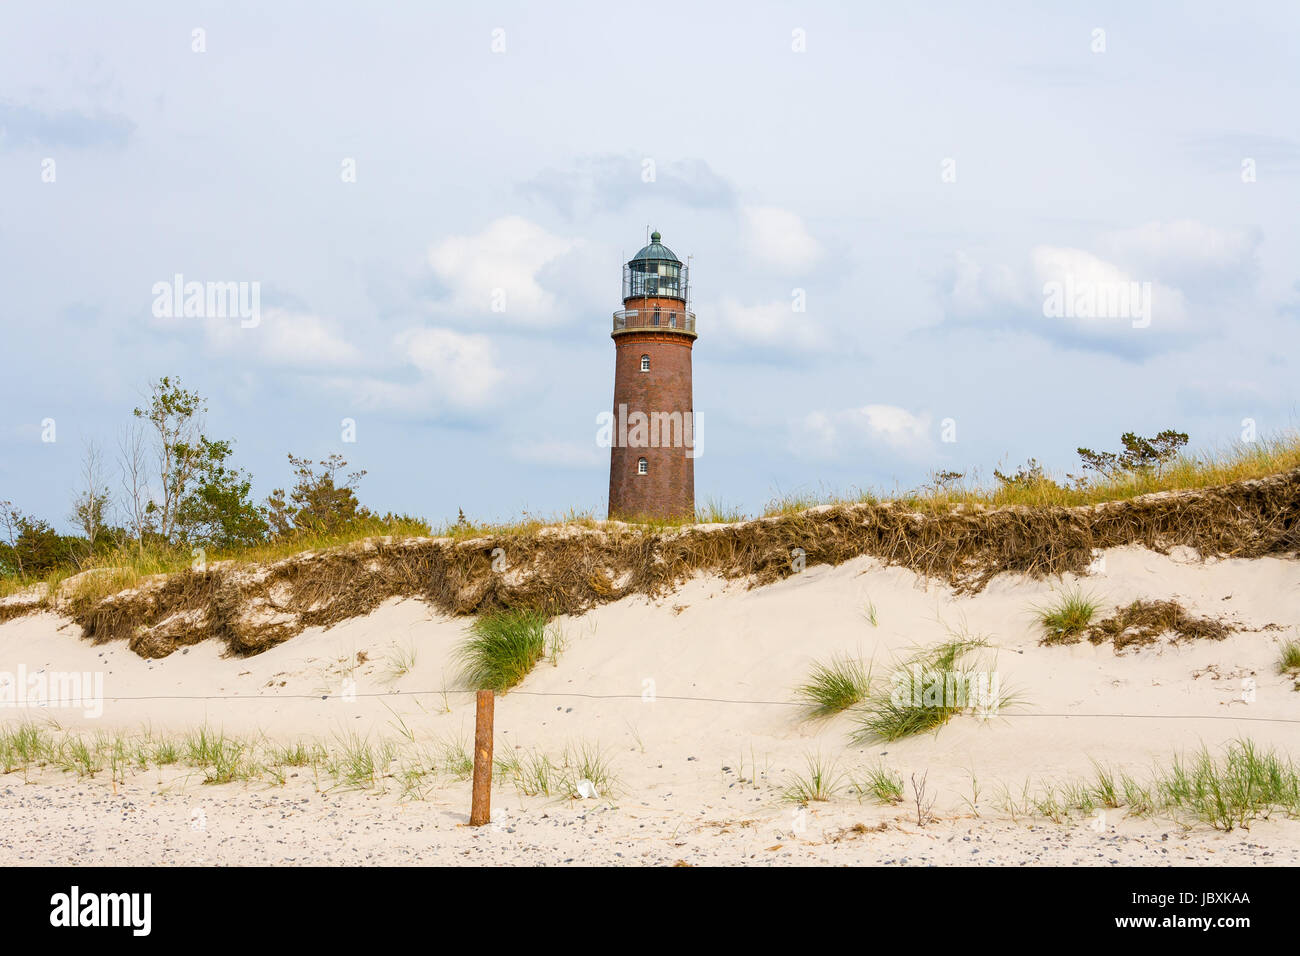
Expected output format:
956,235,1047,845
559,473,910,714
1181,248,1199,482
630,230,680,263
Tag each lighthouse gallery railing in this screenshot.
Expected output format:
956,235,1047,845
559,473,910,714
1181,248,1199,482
612,308,697,335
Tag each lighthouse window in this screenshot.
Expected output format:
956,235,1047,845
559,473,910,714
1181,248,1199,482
652,307,660,326
668,312,676,328
640,355,650,372
637,457,648,475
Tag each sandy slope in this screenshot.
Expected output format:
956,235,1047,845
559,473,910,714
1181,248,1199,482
2,544,1299,865
2,777,1294,866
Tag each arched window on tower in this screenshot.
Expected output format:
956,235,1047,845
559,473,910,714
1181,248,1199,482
637,457,648,475
640,355,650,372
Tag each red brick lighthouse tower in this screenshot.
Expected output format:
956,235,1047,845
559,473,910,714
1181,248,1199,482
608,230,697,521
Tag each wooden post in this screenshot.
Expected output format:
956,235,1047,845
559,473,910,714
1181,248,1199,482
469,689,494,826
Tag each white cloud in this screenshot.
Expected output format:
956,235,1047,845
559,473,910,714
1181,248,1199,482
742,206,822,273
204,307,361,367
945,250,1025,316
322,326,505,413
1031,245,1188,329
193,302,506,413
847,404,933,449
1103,219,1259,277
428,216,578,323
795,404,934,458
713,296,828,351
534,238,619,317
397,327,504,406
941,241,1197,354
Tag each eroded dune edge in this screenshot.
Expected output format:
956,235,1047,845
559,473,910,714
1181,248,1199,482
3,467,1296,660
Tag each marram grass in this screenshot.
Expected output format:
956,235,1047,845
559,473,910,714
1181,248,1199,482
850,637,1016,743
1011,740,1300,832
0,722,615,800
851,763,905,804
794,653,873,718
1278,639,1300,674
1036,588,1102,644
454,608,549,693
780,753,845,805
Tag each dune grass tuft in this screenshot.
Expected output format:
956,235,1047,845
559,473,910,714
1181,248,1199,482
269,740,319,768
1010,740,1300,831
695,497,746,523
780,753,845,805
1155,740,1300,831
850,763,905,804
454,608,549,692
850,636,1016,743
56,734,104,777
561,741,618,799
495,740,617,799
1278,639,1300,675
496,745,559,796
0,723,51,774
436,736,473,779
1036,588,1101,644
183,727,255,784
794,653,873,718
380,641,418,684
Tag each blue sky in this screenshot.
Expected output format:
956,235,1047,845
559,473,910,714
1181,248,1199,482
2,1,1298,529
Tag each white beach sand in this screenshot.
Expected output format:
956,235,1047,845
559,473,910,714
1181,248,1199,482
2,544,1298,865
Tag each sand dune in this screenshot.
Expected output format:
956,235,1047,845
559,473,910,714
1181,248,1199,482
3,544,1299,865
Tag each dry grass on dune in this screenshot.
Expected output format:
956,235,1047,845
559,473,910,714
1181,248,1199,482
11,433,1293,606
770,433,1300,515
0,516,436,606
3,435,1299,658
0,453,1288,660
1041,598,1232,652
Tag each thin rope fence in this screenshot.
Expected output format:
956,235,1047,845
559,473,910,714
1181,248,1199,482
48,687,1300,724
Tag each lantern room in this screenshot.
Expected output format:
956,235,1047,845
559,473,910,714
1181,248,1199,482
622,231,689,302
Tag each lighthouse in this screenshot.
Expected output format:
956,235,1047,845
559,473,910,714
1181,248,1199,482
608,230,697,521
